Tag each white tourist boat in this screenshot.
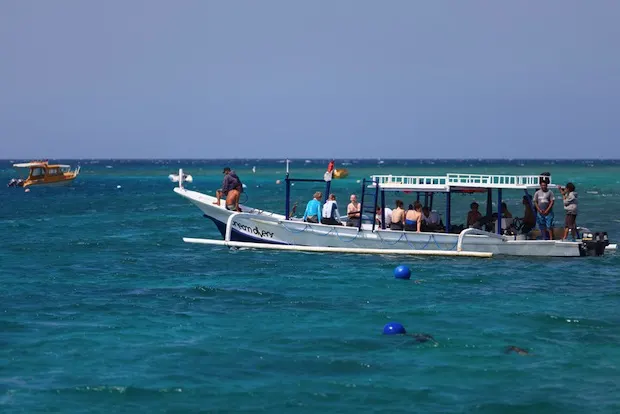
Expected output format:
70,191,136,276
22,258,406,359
173,165,613,258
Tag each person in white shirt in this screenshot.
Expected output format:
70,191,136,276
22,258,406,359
375,206,393,229
422,207,440,224
321,194,342,225
422,207,441,231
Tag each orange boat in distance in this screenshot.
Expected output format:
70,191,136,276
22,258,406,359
323,160,349,179
333,168,349,179
8,160,81,188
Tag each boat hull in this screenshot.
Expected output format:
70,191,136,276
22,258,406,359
24,178,76,187
23,174,78,187
175,188,584,257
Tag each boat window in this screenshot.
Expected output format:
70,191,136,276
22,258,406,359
48,168,60,175
31,168,43,178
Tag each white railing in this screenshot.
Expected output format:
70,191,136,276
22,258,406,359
446,173,549,188
371,175,448,188
370,173,550,190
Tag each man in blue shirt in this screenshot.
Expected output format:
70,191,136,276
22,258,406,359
303,192,322,223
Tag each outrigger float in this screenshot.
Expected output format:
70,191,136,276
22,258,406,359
174,163,614,258
7,160,80,188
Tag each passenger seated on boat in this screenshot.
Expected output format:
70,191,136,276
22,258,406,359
303,192,322,224
390,200,405,230
510,196,536,234
521,196,536,233
495,217,515,234
466,202,482,227
450,224,465,234
492,202,514,234
475,214,496,231
404,202,423,232
375,206,393,229
421,207,442,232
501,202,513,218
321,194,342,225
346,194,361,227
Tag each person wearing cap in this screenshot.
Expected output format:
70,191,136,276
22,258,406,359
213,167,243,210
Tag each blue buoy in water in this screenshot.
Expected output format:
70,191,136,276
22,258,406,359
383,322,406,335
394,265,411,280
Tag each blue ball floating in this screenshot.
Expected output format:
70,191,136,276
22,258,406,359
393,265,411,280
383,322,407,335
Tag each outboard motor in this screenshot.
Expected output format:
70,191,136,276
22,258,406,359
580,231,610,256
7,178,23,187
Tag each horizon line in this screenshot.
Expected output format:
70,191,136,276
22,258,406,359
2,157,620,161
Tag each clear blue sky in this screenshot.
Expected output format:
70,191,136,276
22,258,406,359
1,0,619,159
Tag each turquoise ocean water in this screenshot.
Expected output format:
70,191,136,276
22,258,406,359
1,159,619,413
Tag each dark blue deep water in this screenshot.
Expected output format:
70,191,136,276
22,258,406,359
1,159,620,413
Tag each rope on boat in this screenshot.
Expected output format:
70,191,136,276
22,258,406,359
280,221,361,243
446,238,459,251
404,232,431,250
332,228,361,243
281,222,311,234
376,231,406,246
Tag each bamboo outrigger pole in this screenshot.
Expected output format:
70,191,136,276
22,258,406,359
182,238,493,258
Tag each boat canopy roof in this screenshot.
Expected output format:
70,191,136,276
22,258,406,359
370,173,553,192
13,162,71,169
